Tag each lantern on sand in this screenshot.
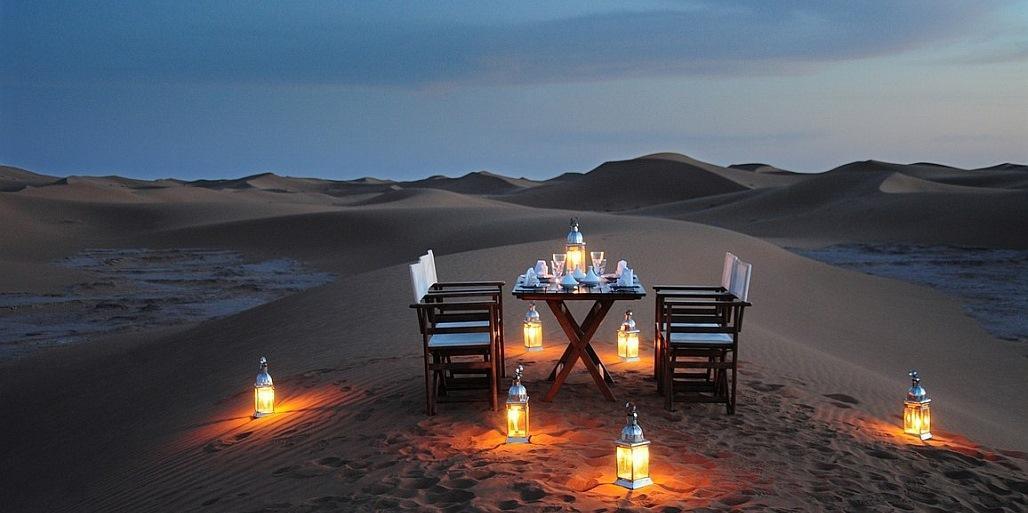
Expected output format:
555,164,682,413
617,310,640,362
506,365,530,444
253,356,275,418
523,303,543,352
565,218,586,274
615,402,652,489
903,370,932,440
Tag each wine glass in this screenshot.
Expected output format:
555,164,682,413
593,258,606,276
552,253,566,278
590,252,605,274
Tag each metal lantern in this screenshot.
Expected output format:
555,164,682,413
903,370,932,440
506,365,530,444
617,310,641,362
253,356,275,418
523,303,543,352
615,402,653,489
564,218,587,274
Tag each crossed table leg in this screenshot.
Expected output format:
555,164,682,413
542,299,617,402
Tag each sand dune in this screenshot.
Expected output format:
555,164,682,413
0,165,59,192
405,171,541,195
630,160,1028,248
728,162,797,175
501,155,752,211
1,159,1026,511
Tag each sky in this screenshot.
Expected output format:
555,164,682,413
2,1,1027,180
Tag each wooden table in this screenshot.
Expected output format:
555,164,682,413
512,275,646,401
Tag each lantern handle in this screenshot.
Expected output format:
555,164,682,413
909,369,920,385
514,364,524,383
258,356,268,369
625,401,637,424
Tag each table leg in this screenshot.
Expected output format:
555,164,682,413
543,299,616,402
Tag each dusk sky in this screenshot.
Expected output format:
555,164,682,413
2,1,1027,180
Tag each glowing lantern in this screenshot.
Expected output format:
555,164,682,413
565,218,587,274
506,365,530,444
523,303,543,352
617,310,640,362
615,402,652,489
903,370,932,440
253,356,275,418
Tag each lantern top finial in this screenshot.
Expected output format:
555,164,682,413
255,356,273,387
619,402,647,443
508,364,528,402
525,302,540,322
566,218,584,244
621,310,638,331
906,370,928,402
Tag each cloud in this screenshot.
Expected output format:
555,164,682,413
0,1,1014,87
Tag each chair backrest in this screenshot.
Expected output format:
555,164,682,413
410,261,428,303
729,259,752,302
423,249,439,287
721,252,738,290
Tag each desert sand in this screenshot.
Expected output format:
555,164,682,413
1,155,1026,512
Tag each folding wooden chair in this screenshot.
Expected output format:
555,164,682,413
411,297,499,415
418,250,507,376
653,252,738,391
657,260,751,413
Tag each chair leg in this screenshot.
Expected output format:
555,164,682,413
424,353,433,416
728,349,738,415
664,347,674,411
654,334,664,395
493,300,501,382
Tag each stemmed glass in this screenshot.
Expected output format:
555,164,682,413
552,253,566,278
590,251,605,275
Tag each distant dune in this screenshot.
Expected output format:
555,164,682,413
500,154,751,211
403,170,541,195
0,165,58,192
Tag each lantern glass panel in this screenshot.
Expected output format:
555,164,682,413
616,444,649,482
904,402,932,440
507,403,529,440
617,332,640,361
566,245,585,273
254,386,275,416
523,321,542,351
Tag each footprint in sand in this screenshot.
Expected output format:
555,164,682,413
823,393,860,404
747,380,786,392
202,430,253,453
272,456,351,479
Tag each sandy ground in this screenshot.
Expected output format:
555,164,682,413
1,157,1026,512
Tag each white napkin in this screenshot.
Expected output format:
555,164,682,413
525,268,541,287
534,260,548,276
615,260,628,277
618,267,634,288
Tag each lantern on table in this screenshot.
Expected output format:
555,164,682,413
506,365,530,444
565,218,586,274
253,356,275,418
617,310,640,362
523,302,543,352
615,402,652,489
903,370,932,440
